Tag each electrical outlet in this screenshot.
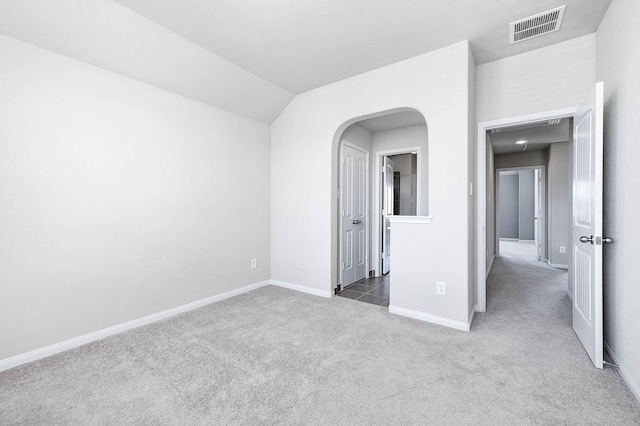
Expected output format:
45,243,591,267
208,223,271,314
559,246,566,254
436,281,446,295
251,259,257,269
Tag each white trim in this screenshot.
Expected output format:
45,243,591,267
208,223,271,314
476,107,577,312
269,279,332,298
495,166,546,260
565,288,574,301
468,305,477,329
373,146,423,276
486,255,495,279
604,341,640,404
389,305,471,331
388,215,433,224
0,280,271,372
548,262,568,269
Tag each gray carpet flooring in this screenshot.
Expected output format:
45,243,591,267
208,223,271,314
1,242,639,425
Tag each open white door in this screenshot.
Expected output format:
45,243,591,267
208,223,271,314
341,144,368,287
381,157,394,274
534,169,541,261
572,82,605,369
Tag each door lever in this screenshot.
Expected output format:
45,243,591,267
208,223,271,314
352,219,362,225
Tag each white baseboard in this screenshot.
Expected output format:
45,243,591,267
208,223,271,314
486,255,495,279
0,280,271,373
604,341,640,404
269,279,332,298
468,305,477,329
565,288,573,302
548,262,569,269
388,305,471,331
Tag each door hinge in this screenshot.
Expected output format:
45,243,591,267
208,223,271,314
341,262,345,270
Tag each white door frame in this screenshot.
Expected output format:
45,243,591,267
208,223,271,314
372,146,421,276
476,107,575,312
494,166,546,260
339,141,370,288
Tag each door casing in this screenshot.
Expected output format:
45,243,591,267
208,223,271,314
494,166,546,261
476,107,576,312
372,146,422,276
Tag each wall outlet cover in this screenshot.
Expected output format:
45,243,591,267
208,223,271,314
436,281,446,295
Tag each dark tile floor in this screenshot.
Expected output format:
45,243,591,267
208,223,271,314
337,274,389,307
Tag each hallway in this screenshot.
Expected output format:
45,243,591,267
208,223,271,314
489,240,567,314
467,240,640,422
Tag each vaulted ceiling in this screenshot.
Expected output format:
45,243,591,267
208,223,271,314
0,0,612,123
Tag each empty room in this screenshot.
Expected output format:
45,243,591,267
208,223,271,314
1,0,639,424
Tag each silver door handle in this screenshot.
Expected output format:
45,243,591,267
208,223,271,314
603,237,614,244
352,219,362,225
579,236,593,244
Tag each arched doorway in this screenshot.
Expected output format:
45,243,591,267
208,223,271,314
332,109,428,306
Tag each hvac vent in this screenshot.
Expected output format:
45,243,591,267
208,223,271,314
510,5,566,44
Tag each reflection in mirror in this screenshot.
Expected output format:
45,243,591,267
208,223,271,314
386,153,417,215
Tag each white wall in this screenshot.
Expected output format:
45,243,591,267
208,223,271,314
341,124,373,153
0,36,271,360
486,140,495,272
494,151,546,169
596,0,640,400
547,142,570,267
476,35,596,123
271,41,475,324
467,46,477,314
372,124,428,214
518,170,535,241
499,173,520,239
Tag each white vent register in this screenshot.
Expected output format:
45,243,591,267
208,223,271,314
510,5,566,44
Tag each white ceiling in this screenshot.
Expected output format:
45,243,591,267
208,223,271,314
113,0,611,93
0,0,612,123
490,118,570,154
357,111,426,133
0,0,294,123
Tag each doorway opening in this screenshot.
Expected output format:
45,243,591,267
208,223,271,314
334,109,427,306
476,108,575,312
495,166,546,264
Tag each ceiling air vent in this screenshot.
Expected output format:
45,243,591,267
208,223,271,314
510,5,566,44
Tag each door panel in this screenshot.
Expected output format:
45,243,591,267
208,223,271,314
572,82,604,369
341,144,368,287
